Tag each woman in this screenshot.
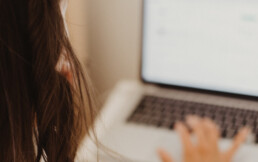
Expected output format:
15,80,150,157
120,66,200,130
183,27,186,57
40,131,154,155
0,0,95,161
0,0,249,161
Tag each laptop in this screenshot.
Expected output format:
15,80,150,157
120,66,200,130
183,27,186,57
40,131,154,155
77,0,258,161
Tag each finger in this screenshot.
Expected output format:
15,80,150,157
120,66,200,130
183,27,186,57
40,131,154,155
186,116,206,146
175,122,194,154
224,127,250,160
157,149,174,162
203,118,220,143
202,118,220,153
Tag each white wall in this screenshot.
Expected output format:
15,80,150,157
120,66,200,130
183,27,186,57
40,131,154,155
67,0,89,63
88,0,143,98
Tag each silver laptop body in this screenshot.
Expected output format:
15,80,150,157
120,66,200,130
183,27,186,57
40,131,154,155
77,0,258,161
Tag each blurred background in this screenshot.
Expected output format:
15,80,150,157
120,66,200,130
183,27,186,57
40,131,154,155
67,1,258,161
67,0,142,103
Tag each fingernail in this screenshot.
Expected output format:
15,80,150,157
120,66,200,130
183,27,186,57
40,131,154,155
187,116,198,126
175,122,183,131
242,127,250,135
186,115,193,119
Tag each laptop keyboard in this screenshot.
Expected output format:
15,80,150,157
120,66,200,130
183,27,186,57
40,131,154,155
127,95,258,143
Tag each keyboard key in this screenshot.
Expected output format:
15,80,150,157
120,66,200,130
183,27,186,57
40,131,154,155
127,95,258,143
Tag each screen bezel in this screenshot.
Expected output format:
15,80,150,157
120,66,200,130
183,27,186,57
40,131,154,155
139,0,258,101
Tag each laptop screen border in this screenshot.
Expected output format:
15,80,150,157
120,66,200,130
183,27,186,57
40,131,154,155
139,0,258,100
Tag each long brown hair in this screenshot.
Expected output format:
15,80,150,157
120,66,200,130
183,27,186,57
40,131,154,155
0,0,95,161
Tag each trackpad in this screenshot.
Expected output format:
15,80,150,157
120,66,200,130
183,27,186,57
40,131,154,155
99,124,182,162
100,124,258,162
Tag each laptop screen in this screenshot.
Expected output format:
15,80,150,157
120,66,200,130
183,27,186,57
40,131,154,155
142,0,258,97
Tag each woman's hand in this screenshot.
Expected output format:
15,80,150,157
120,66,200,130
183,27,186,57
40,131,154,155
158,116,250,162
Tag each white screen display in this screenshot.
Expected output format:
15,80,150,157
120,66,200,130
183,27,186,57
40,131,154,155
142,0,258,97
